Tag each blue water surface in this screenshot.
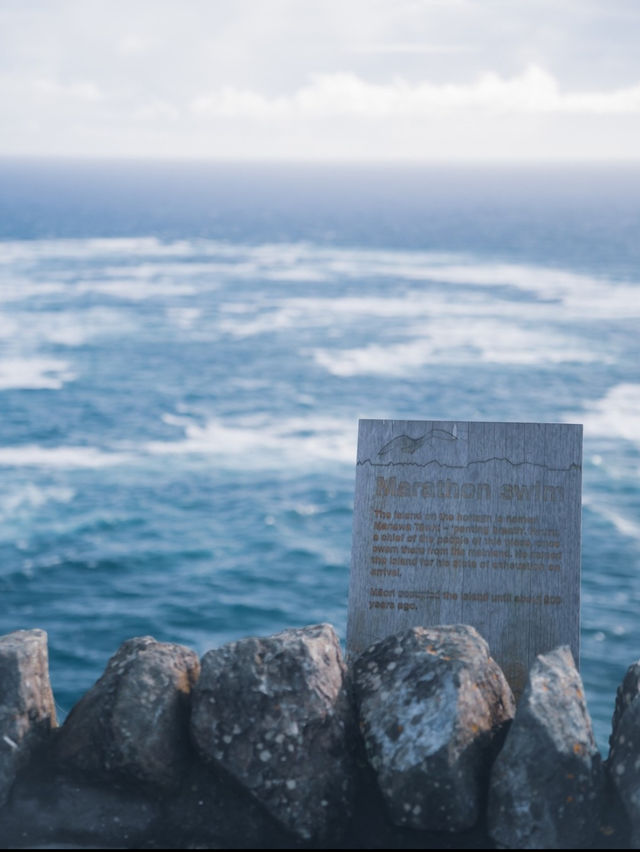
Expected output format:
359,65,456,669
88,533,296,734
0,159,639,752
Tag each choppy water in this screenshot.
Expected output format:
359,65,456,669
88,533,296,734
0,160,639,752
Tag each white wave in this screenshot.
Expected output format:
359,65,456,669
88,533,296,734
42,325,87,346
0,484,74,518
216,271,638,339
6,392,636,477
0,357,76,390
568,285,640,319
584,496,640,542
218,307,301,337
313,320,600,377
215,293,527,338
315,341,426,377
244,246,637,320
292,503,321,516
0,446,132,468
76,280,198,300
0,237,196,263
244,250,636,320
147,413,357,467
261,266,334,283
2,238,637,336
166,307,202,328
0,281,66,303
580,384,640,446
96,260,226,284
226,378,275,391
0,307,136,349
0,315,19,338
4,234,635,303
603,509,640,541
0,237,281,271
270,251,634,322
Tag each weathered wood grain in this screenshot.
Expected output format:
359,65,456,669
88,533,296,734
346,419,582,699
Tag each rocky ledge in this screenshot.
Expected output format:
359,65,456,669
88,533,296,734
0,623,635,849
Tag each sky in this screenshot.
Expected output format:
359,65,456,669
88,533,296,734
1,0,639,160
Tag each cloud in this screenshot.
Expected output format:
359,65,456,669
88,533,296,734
116,33,157,56
32,78,104,101
134,99,180,121
348,42,472,55
190,66,640,119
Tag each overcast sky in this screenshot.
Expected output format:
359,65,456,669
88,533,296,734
1,0,639,160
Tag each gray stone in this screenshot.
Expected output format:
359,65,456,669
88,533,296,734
159,761,295,849
347,419,583,700
1,763,162,849
3,743,289,850
55,635,199,789
352,624,515,832
607,660,640,846
488,645,602,849
610,660,640,749
191,623,355,844
0,629,57,807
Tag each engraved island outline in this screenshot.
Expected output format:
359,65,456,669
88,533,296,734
357,428,582,474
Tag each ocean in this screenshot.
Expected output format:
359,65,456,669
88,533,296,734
0,159,639,753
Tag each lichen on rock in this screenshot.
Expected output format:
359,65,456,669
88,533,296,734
352,623,515,833
488,645,602,849
55,635,200,789
190,622,355,844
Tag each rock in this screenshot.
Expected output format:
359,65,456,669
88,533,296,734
610,660,640,748
0,629,57,807
345,754,495,850
351,624,515,833
488,645,602,849
1,758,162,849
5,733,289,850
55,636,200,789
191,623,355,844
607,660,640,846
159,761,296,850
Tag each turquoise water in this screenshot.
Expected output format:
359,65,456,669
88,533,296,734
0,160,639,752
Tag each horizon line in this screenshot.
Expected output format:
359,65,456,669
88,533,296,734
2,154,640,167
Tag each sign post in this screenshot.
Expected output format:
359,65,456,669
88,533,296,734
347,419,582,698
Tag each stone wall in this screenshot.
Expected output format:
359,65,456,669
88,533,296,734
0,623,635,849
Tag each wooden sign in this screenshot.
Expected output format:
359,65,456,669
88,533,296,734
346,420,583,698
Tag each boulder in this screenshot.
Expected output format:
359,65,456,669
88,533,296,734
351,624,515,832
488,645,602,849
0,629,57,807
607,660,640,846
1,762,162,849
159,761,295,849
55,635,200,789
191,623,355,844
610,660,640,745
